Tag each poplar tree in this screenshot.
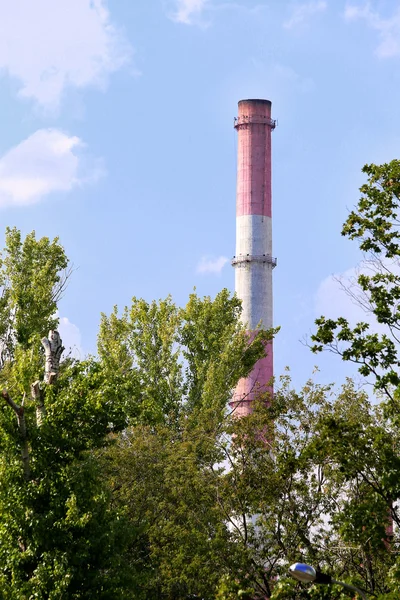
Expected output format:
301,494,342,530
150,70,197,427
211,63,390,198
0,228,132,599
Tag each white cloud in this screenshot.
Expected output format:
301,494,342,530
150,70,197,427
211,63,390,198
0,129,103,208
58,316,83,359
272,63,315,93
0,0,131,110
171,0,209,24
197,255,229,275
315,260,400,390
315,259,400,332
283,1,327,30
344,2,400,58
316,265,373,325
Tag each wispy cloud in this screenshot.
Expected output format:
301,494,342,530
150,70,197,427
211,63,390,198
283,1,327,30
168,1,273,27
0,129,104,208
197,255,229,275
0,0,132,110
272,63,315,93
170,0,209,25
315,260,400,333
344,2,400,58
58,316,83,359
314,262,395,389
316,266,369,324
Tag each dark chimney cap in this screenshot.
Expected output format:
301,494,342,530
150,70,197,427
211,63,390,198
238,99,271,105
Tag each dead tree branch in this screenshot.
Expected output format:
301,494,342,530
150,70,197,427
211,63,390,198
41,330,64,385
2,390,30,480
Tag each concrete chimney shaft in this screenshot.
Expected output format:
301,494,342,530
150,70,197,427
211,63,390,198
231,99,276,417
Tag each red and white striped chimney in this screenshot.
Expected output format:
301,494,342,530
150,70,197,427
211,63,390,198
231,99,276,417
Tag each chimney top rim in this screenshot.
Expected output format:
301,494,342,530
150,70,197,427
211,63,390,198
238,98,271,105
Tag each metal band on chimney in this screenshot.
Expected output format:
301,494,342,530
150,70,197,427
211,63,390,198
234,115,277,129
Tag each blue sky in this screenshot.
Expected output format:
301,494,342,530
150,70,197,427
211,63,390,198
0,0,399,390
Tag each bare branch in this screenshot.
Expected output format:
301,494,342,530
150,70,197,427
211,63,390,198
2,389,21,414
2,389,30,480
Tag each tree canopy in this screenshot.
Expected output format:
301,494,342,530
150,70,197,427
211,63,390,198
3,159,400,599
0,228,274,598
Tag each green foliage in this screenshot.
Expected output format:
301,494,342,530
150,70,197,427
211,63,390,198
102,369,400,598
0,227,69,360
7,203,400,599
97,289,276,599
0,360,135,598
342,160,400,257
96,240,400,598
304,159,400,598
311,160,400,399
98,296,183,425
102,423,230,599
0,231,277,600
216,573,256,599
98,289,275,427
0,228,135,598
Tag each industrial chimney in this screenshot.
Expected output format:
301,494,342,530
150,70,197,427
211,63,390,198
230,99,276,417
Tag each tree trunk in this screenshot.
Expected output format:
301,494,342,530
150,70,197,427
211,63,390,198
2,330,64,478
31,381,44,426
42,330,64,384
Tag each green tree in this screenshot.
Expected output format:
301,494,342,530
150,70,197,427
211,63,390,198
104,369,393,599
102,421,231,599
0,357,137,599
214,375,400,600
311,160,400,400
99,286,393,599
0,233,277,599
8,209,399,599
97,289,273,427
0,226,69,364
0,229,134,598
303,159,400,599
98,290,276,599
